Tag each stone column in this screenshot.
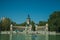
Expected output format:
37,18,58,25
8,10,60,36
10,24,13,40
45,23,48,40
10,24,13,32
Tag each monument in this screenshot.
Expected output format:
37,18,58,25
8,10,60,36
25,14,32,32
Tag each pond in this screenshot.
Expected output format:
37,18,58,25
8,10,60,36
0,34,9,40
0,34,60,40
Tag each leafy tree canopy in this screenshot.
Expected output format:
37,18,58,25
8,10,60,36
38,21,47,26
48,11,60,32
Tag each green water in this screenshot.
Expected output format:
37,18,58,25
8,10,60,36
12,34,46,40
0,34,9,40
0,34,60,40
49,35,60,40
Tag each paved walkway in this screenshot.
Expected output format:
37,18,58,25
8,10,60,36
0,31,58,35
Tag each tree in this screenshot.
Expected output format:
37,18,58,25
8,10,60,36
48,11,60,32
38,21,47,26
15,22,27,26
0,21,2,32
11,21,16,26
20,22,27,26
31,21,35,31
0,17,11,31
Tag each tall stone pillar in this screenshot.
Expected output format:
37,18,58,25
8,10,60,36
10,24,13,40
45,23,48,40
10,24,13,31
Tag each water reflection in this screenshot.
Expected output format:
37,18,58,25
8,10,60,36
0,33,59,40
31,34,37,40
12,33,46,40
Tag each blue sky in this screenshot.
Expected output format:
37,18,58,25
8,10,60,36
0,0,60,24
